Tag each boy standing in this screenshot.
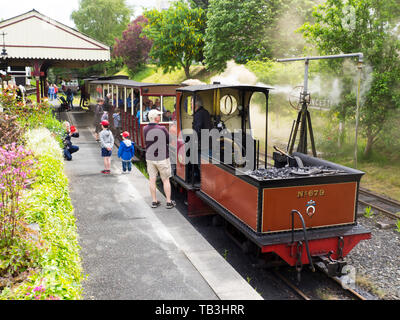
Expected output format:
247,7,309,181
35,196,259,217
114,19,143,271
118,131,135,173
99,120,114,174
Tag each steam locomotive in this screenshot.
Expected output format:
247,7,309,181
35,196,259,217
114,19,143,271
86,76,371,278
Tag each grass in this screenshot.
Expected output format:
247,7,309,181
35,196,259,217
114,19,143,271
357,162,400,202
134,160,149,179
315,288,341,300
122,64,217,85
395,220,400,233
363,206,374,218
323,152,400,202
356,274,386,299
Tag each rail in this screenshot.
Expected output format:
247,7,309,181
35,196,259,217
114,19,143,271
358,187,400,220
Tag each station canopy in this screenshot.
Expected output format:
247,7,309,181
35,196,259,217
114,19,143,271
0,9,110,68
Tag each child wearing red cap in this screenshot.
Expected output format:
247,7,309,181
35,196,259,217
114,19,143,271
99,120,114,174
62,121,79,161
118,131,135,173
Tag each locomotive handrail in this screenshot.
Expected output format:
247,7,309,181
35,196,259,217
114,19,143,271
290,209,315,272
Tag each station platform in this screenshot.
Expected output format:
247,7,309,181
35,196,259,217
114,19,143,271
62,110,262,300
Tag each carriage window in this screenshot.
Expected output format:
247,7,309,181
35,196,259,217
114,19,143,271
162,96,176,122
220,94,237,115
141,96,161,122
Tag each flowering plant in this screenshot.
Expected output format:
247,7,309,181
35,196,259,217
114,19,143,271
0,143,36,247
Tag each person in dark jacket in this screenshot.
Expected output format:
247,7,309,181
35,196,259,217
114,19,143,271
66,88,74,110
94,98,104,141
118,131,135,173
192,94,213,181
63,122,79,161
192,94,213,141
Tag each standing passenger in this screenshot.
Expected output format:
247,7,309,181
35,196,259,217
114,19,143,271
143,109,174,209
118,131,135,174
66,88,74,110
94,98,104,141
54,84,58,99
113,108,121,138
99,120,114,174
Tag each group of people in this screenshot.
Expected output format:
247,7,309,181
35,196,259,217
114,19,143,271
93,95,122,141
47,83,59,100
4,82,25,102
64,92,211,210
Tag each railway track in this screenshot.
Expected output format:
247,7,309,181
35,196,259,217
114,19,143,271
273,269,368,300
358,187,400,220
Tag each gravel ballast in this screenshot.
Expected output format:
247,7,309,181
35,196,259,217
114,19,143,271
346,213,400,300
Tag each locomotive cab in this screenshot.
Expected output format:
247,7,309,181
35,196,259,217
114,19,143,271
175,83,269,185
173,83,371,277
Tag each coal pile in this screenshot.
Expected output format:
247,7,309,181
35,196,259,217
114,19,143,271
247,166,347,181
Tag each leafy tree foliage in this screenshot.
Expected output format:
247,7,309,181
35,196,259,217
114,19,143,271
70,0,132,76
204,0,272,72
142,0,206,78
189,0,209,10
300,0,400,156
113,16,153,74
203,0,315,72
71,0,132,47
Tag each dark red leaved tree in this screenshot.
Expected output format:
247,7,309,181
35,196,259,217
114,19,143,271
113,16,153,73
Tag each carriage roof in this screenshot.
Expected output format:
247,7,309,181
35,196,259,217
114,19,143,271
176,83,273,92
88,78,181,88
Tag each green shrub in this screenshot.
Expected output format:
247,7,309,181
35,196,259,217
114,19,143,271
0,128,83,300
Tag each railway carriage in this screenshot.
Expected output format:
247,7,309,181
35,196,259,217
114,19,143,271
87,76,180,155
172,83,371,276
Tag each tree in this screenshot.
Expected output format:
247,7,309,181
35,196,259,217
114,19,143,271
113,16,153,74
71,0,132,47
189,0,209,10
204,0,272,72
300,0,400,156
142,0,206,78
203,0,314,72
71,0,133,76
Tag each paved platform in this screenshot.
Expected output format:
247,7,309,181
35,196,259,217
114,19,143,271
63,111,263,300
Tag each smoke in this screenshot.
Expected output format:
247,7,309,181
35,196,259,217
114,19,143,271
329,78,341,103
210,61,258,85
359,64,373,104
267,84,293,95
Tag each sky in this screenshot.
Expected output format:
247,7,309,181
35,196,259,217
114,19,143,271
0,0,169,28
